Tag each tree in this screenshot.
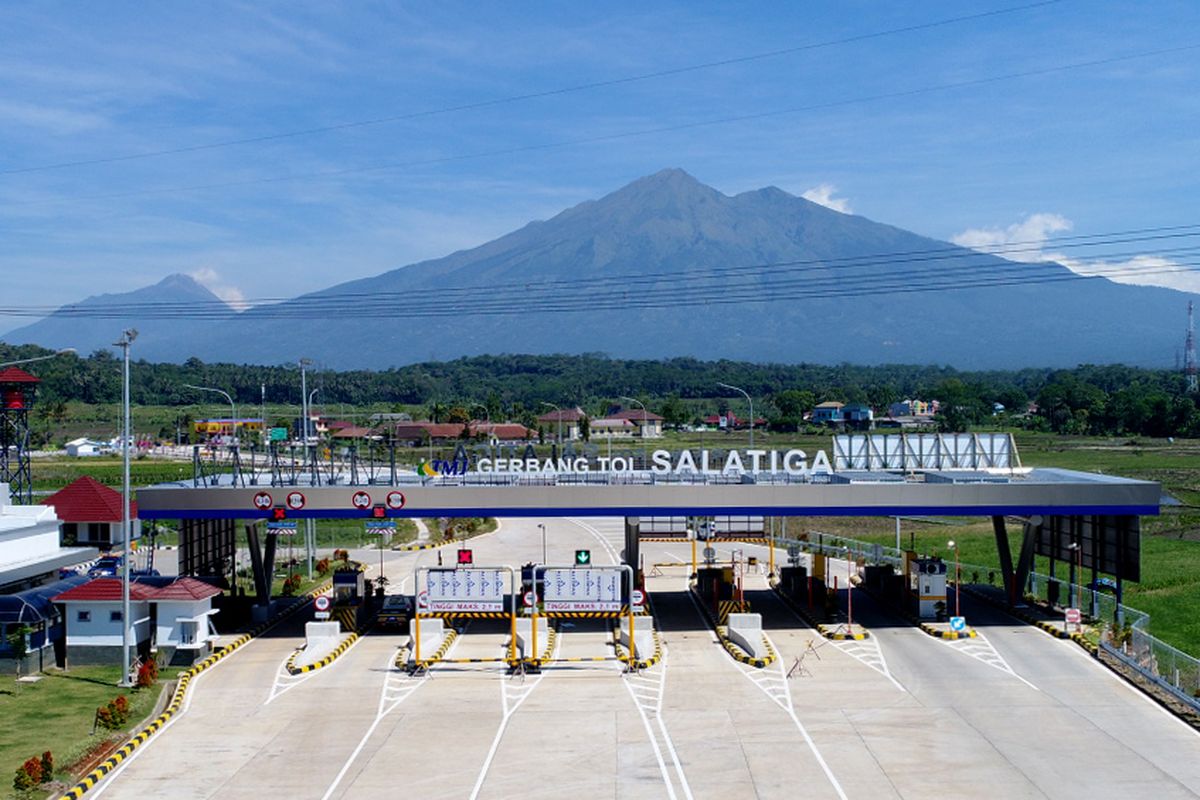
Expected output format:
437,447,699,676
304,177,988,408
658,395,688,429
5,625,30,677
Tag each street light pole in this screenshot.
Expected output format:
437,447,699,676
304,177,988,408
619,395,648,440
113,330,137,687
948,539,961,617
0,348,76,370
717,382,753,450
538,522,547,564
181,384,237,443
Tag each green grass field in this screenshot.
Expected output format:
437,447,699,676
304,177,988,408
0,665,181,798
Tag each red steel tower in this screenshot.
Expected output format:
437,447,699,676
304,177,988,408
0,367,39,504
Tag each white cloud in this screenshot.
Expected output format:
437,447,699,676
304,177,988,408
801,183,852,214
188,268,248,310
953,213,1200,294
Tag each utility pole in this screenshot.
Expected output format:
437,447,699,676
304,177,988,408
114,329,137,687
1187,302,1197,393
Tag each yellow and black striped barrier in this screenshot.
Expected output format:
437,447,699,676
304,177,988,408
612,628,664,670
717,600,751,625
419,611,511,620
917,620,978,640
333,606,358,633
716,625,778,668
58,577,339,800
285,631,360,675
542,607,644,619
409,626,461,670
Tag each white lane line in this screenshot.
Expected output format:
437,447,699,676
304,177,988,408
265,632,368,705
830,637,907,693
567,517,623,565
88,637,260,798
939,631,1040,691
320,645,439,800
468,639,556,799
622,654,693,800
735,633,849,800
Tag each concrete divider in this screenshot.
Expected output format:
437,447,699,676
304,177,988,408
293,621,342,668
619,617,654,661
409,617,445,660
726,613,763,659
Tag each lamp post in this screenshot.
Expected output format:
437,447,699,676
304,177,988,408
538,522,547,564
299,358,313,461
113,330,137,686
0,348,76,370
948,539,961,618
182,384,237,443
540,402,562,447
619,395,648,440
717,382,753,449
1067,541,1082,609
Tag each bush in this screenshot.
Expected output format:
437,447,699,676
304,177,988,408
281,573,302,596
12,756,42,790
96,695,130,731
136,658,159,688
39,752,52,782
316,557,331,576
333,549,349,563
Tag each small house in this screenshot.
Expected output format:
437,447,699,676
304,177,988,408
42,476,140,549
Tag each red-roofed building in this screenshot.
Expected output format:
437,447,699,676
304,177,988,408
42,476,140,549
611,408,665,438
536,407,587,440
53,576,222,666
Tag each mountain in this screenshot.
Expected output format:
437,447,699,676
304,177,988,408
4,169,1192,368
1,274,234,360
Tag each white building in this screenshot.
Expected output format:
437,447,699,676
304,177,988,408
64,438,105,457
0,483,98,594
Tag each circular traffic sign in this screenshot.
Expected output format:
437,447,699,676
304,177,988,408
314,595,331,612
286,491,306,510
253,491,273,510
351,490,372,509
523,590,536,607
386,490,406,510
416,590,429,609
703,547,717,562
1065,608,1082,624
949,616,966,632
631,589,645,606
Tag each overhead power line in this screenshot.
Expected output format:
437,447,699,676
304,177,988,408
0,1,1062,177
1,226,1196,320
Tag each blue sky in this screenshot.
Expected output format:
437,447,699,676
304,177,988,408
1,1,1197,322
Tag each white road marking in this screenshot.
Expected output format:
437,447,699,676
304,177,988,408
89,637,260,798
733,633,849,800
320,644,441,800
831,636,907,692
622,645,694,800
265,632,368,705
467,636,556,799
940,631,1040,691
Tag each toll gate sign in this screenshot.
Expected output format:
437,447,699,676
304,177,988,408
424,568,506,612
542,567,622,612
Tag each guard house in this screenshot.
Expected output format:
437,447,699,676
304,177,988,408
149,577,222,665
43,476,140,550
907,555,948,619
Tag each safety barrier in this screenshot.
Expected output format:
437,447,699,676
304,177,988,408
285,631,359,674
409,626,460,670
612,627,664,670
716,600,750,625
690,587,775,667
333,606,358,633
542,607,643,619
419,611,511,620
58,579,335,800
717,626,777,668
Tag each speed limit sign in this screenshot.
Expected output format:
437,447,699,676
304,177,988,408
314,595,331,619
351,490,371,509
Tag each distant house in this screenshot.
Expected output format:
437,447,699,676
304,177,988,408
64,438,105,457
843,403,875,431
42,476,140,550
536,407,587,441
701,413,766,430
467,423,534,443
387,422,467,446
888,399,936,418
611,409,665,438
811,402,845,425
590,418,637,439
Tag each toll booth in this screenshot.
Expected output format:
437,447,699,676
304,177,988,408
907,556,948,619
333,569,365,605
778,564,808,598
696,566,735,607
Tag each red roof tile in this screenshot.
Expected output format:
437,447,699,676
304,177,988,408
151,577,223,601
0,367,40,384
52,579,156,602
42,476,137,522
612,409,665,422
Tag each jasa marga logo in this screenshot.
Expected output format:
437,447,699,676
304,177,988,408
417,458,470,477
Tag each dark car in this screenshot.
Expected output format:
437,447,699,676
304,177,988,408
376,594,412,630
88,556,123,577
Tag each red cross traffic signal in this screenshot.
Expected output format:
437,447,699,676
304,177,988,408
372,504,387,519
272,506,287,521
457,549,473,565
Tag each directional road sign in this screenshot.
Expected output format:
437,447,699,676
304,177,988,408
425,568,506,612
949,616,967,632
542,567,622,612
